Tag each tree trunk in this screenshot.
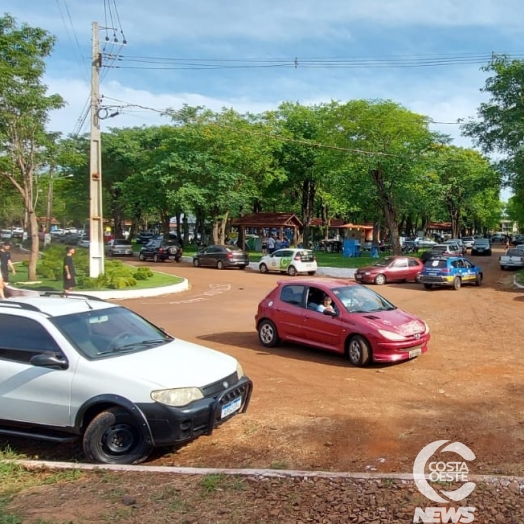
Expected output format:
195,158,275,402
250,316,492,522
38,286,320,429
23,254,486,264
370,168,401,255
27,202,39,281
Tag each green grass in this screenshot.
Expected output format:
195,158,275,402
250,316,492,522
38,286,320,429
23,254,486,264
11,260,183,293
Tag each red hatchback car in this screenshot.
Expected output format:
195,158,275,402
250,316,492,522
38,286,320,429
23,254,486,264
255,278,430,367
353,256,424,285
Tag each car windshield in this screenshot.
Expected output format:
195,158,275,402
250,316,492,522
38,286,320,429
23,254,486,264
475,239,489,245
332,286,396,313
115,240,131,246
51,306,173,359
506,249,524,257
373,258,393,267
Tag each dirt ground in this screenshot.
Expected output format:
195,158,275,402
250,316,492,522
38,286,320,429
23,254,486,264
4,245,524,522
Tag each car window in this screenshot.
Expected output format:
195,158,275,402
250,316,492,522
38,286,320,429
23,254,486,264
391,258,407,268
279,285,305,306
332,285,395,313
425,259,447,268
408,258,420,267
0,315,62,363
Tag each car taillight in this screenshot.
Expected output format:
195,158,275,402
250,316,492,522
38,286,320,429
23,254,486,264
227,253,233,259
159,248,164,253
440,268,450,273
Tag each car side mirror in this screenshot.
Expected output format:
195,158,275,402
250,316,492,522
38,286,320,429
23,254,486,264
30,352,68,370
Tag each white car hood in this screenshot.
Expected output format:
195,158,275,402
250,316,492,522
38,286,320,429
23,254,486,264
89,338,239,389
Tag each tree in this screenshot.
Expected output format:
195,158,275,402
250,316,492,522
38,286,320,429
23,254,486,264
462,55,524,197
0,14,64,279
322,100,443,254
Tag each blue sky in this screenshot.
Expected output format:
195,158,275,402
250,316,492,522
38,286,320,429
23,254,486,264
3,0,524,176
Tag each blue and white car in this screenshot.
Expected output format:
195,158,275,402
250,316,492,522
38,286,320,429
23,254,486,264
419,256,483,290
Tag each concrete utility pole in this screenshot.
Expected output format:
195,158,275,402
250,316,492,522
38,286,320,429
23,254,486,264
89,21,105,277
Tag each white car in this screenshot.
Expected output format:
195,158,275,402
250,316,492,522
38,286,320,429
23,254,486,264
413,237,437,248
0,293,252,465
259,248,317,276
500,248,524,270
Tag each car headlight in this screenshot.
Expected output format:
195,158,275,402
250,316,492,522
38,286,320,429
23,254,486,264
364,271,371,275
378,329,407,341
236,362,245,379
151,387,204,407
423,321,430,334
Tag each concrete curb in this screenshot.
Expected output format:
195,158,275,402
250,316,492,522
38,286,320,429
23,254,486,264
5,460,524,486
74,278,189,300
513,275,524,289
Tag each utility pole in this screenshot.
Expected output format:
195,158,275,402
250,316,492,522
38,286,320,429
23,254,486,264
89,21,105,277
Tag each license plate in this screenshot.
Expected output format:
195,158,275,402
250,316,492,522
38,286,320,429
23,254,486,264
221,397,242,418
409,348,422,358
355,274,362,280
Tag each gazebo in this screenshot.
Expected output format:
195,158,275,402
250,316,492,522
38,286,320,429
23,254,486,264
230,212,303,250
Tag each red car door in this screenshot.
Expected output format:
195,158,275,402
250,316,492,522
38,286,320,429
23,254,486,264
386,257,410,282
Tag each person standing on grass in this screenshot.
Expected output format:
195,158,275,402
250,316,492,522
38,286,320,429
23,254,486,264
63,246,77,294
0,241,16,283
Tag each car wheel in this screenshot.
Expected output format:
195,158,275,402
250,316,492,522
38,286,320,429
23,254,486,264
423,284,433,290
138,253,145,261
239,265,246,270
500,265,506,271
374,273,386,285
415,273,422,283
475,274,483,286
193,258,200,267
487,250,492,256
259,263,268,274
347,335,371,367
287,265,297,276
258,319,279,348
153,254,160,263
307,271,316,275
453,277,461,290
83,407,152,465
217,260,224,270
471,250,477,256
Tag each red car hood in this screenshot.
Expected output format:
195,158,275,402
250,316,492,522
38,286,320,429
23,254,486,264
354,308,426,336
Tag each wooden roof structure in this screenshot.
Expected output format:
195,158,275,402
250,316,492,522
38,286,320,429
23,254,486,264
231,212,303,228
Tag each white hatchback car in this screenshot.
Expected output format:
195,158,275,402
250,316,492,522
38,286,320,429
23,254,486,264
259,248,317,276
0,293,252,465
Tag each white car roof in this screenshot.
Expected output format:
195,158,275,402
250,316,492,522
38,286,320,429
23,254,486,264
3,295,117,317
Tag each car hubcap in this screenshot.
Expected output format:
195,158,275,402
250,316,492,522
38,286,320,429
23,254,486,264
349,342,361,363
260,324,273,343
103,424,135,455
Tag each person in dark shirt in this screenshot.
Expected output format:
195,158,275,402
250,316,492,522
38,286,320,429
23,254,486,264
63,246,77,294
0,241,16,283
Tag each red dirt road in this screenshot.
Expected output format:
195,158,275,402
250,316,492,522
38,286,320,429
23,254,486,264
120,246,524,476
5,246,524,475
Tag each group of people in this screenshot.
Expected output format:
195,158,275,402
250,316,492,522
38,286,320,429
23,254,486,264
261,233,290,255
0,242,77,299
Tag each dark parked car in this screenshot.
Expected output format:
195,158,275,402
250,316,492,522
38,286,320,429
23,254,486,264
138,239,183,263
471,238,492,256
193,245,249,270
354,256,424,285
105,238,133,257
136,231,155,244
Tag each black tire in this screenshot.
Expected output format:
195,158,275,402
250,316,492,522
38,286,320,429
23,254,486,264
475,274,483,286
307,271,316,276
175,257,182,263
193,258,200,267
471,250,477,256
453,277,461,290
83,407,152,465
423,283,433,289
239,265,246,270
217,260,224,270
347,335,371,367
259,263,268,274
138,253,145,261
287,265,297,276
500,265,506,271
374,273,386,285
153,254,160,263
258,319,279,348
